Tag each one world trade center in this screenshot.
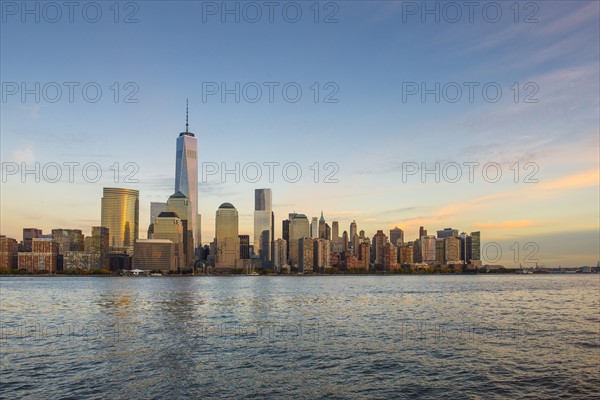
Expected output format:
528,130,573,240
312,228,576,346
175,100,199,249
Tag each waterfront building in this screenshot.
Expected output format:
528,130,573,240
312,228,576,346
18,238,59,273
215,203,240,270
152,212,184,270
0,236,19,270
134,239,176,272
101,187,139,254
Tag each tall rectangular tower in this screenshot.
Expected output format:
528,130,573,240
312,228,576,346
254,188,273,263
175,101,199,249
101,187,139,254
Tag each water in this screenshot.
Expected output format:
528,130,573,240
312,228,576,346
1,275,599,399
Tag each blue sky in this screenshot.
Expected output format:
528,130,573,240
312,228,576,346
1,1,599,266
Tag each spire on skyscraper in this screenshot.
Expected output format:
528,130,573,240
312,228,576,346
185,98,189,133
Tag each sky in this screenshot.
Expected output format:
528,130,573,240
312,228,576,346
1,0,599,267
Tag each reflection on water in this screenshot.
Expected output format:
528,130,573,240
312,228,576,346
1,275,599,399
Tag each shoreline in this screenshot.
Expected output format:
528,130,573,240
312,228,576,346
1,272,597,278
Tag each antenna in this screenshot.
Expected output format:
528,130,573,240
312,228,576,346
185,98,189,133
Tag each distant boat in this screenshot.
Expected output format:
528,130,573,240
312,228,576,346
150,273,162,277
247,272,259,276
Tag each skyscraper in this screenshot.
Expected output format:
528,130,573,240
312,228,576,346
445,236,461,263
254,188,273,263
215,203,240,270
437,228,459,239
468,231,481,262
318,212,326,239
289,213,309,268
101,187,139,254
166,191,194,267
152,211,184,270
273,238,288,272
342,230,349,253
372,230,387,267
350,221,357,240
390,227,404,246
282,219,290,257
331,221,339,240
84,226,109,270
175,100,199,249
421,235,437,263
239,235,250,259
310,217,319,238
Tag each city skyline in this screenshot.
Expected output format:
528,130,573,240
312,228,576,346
1,2,598,267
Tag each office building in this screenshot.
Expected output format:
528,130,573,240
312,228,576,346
166,191,194,268
273,238,287,272
437,228,459,239
134,239,176,271
350,221,357,242
298,236,314,273
239,235,250,259
84,226,109,270
289,213,309,268
282,219,290,258
445,236,461,263
436,238,445,264
390,227,404,246
101,187,139,254
470,231,481,261
421,235,437,263
215,203,240,270
254,188,273,263
152,212,184,270
310,217,319,238
313,238,330,271
318,212,326,239
175,101,199,249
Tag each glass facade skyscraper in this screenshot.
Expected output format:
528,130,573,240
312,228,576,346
100,187,139,254
175,102,199,249
254,188,272,262
215,202,240,269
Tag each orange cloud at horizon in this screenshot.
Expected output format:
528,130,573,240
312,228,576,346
539,169,599,191
473,220,535,230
